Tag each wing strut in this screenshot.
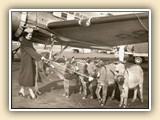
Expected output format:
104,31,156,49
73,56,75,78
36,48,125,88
53,45,68,62
43,35,68,62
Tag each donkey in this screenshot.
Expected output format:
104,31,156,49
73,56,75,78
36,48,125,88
87,60,117,106
75,59,95,99
114,62,144,108
62,57,80,97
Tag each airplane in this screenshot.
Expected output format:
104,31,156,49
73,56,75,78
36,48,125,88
11,11,149,58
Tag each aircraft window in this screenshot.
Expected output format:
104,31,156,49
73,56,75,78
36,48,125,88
61,13,67,19
68,12,74,15
74,17,79,20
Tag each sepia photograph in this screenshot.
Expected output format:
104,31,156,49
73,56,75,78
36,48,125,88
9,9,151,111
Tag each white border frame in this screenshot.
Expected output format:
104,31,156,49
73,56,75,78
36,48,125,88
9,9,151,111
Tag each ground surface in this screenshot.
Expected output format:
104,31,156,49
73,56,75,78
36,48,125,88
11,52,149,110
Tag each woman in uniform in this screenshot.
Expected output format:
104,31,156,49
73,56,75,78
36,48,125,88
18,28,46,99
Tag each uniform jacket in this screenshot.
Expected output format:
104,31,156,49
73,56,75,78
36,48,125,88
19,37,42,87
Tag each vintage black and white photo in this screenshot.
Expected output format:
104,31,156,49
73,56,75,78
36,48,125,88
9,9,151,111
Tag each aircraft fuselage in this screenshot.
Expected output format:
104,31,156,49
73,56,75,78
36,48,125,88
11,12,61,44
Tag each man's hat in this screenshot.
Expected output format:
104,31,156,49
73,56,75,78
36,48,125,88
24,28,33,33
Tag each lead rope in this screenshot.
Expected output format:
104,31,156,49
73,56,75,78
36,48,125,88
48,37,54,61
54,45,68,61
34,61,41,96
48,60,90,79
35,37,54,96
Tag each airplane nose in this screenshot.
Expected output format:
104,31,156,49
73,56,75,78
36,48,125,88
12,12,21,35
11,12,27,40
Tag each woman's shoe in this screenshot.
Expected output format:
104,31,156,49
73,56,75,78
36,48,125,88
28,88,37,100
18,92,26,98
29,94,37,100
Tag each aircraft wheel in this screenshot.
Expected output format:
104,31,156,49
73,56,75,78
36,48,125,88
134,57,143,64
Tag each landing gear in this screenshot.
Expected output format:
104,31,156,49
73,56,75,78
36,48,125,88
134,56,144,64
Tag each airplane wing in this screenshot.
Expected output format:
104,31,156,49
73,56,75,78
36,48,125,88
47,12,148,47
11,12,149,48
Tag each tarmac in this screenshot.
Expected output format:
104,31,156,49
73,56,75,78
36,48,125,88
10,52,149,110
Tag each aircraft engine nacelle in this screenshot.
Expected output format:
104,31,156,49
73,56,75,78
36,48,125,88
11,12,23,41
12,12,21,35
11,11,58,44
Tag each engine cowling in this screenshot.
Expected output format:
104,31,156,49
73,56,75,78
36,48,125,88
11,12,55,44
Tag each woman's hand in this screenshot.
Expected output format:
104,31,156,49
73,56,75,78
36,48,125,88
41,56,47,62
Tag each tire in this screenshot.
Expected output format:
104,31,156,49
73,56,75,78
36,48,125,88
134,57,143,64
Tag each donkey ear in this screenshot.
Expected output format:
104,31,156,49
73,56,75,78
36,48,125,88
113,61,119,65
71,56,75,61
86,57,91,63
110,69,115,76
63,56,68,62
70,56,75,63
95,62,99,66
93,57,97,60
83,59,89,65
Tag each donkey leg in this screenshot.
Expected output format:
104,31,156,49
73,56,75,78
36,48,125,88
82,81,87,99
110,84,116,100
119,92,124,107
101,85,108,106
89,82,93,99
34,61,41,96
96,83,102,104
123,89,128,108
78,78,83,94
139,84,144,102
63,79,69,98
132,88,138,102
